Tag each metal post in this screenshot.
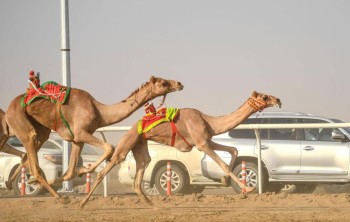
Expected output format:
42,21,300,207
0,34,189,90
98,132,109,197
103,160,108,197
254,129,262,194
60,0,73,192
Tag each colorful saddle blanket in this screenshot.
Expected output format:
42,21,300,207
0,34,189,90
21,81,71,107
137,107,179,134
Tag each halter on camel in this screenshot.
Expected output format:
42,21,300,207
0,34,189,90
247,94,271,112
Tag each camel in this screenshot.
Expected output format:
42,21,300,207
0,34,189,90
2,76,183,198
0,109,26,158
80,91,282,208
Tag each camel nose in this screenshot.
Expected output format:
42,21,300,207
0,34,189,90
277,99,282,108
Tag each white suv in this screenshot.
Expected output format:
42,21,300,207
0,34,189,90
201,112,350,194
0,135,103,196
118,141,222,195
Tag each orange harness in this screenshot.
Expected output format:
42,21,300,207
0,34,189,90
169,121,191,147
141,118,191,147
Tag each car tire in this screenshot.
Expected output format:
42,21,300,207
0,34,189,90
154,165,188,196
12,168,44,196
231,162,260,194
141,181,160,196
280,184,297,193
280,184,317,194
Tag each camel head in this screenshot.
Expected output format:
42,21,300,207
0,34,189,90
248,91,282,111
149,76,184,95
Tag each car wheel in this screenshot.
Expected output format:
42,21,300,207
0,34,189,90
154,165,188,196
12,168,43,196
231,162,260,194
141,181,160,196
280,184,316,194
280,184,297,193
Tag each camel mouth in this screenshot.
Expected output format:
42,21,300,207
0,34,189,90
276,100,282,108
172,85,184,92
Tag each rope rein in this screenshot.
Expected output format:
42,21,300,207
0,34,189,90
28,80,64,99
247,96,269,112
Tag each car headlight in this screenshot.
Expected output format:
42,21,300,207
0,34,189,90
43,154,62,165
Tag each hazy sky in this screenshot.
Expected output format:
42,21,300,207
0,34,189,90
1,0,350,129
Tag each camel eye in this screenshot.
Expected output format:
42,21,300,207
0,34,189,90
262,95,268,101
162,81,169,87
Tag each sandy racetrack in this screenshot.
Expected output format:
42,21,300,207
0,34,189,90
2,192,350,221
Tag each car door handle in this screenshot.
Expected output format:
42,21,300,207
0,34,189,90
260,145,269,150
303,146,314,151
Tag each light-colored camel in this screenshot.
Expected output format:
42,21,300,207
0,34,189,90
3,76,183,197
80,91,282,208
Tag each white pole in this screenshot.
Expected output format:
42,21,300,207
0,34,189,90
60,0,73,192
254,129,262,194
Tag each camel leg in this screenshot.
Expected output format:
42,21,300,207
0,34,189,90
5,109,59,197
131,140,157,209
80,155,118,208
80,125,140,208
208,142,238,186
49,142,83,185
80,146,129,208
2,142,26,158
6,124,50,189
66,131,114,177
198,141,254,193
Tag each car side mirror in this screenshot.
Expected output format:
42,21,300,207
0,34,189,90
332,130,345,140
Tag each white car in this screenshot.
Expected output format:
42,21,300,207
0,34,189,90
0,135,103,196
118,141,222,196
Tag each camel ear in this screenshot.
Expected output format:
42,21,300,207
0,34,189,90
252,91,258,97
150,76,157,83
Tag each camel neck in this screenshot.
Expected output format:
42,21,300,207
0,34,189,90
96,85,156,126
205,101,256,135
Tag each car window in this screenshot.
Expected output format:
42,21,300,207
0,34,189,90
7,137,23,147
302,119,344,142
229,118,268,139
302,119,326,141
268,118,298,140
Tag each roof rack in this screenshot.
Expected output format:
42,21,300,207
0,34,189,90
251,112,309,117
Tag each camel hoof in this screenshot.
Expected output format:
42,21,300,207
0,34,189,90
56,196,71,204
80,200,88,209
243,186,256,194
27,176,39,185
5,181,13,190
76,166,88,177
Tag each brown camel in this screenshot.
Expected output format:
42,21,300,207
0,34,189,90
0,109,26,158
80,91,282,208
2,76,183,197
